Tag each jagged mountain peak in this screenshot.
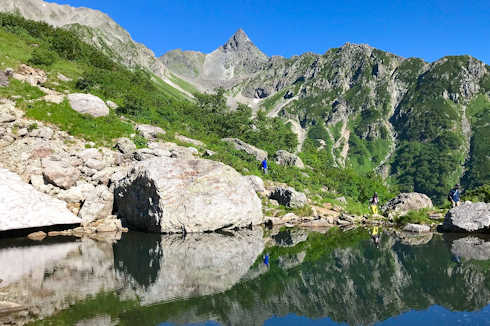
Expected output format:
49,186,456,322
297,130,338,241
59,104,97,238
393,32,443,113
221,28,266,58
223,28,251,50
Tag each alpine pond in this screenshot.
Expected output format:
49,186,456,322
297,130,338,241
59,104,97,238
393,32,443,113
0,228,489,326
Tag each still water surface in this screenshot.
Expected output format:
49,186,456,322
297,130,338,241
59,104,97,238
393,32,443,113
0,228,489,325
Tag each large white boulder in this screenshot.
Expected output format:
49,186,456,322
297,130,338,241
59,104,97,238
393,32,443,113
114,157,263,233
67,93,110,118
0,168,80,231
443,202,490,232
382,192,433,218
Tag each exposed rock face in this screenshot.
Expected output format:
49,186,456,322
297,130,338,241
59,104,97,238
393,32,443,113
222,138,268,161
67,93,110,118
382,193,433,218
0,168,80,231
41,156,81,190
114,157,263,233
274,150,304,168
269,186,307,208
443,202,490,232
136,124,165,139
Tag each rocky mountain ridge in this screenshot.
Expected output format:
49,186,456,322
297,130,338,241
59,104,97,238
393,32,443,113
163,34,489,203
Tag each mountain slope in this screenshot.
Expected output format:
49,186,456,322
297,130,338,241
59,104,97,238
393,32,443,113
163,36,489,203
0,0,169,78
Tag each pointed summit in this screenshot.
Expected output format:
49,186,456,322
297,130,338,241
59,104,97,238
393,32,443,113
222,28,256,52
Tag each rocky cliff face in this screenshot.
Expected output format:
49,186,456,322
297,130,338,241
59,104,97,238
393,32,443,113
0,0,168,78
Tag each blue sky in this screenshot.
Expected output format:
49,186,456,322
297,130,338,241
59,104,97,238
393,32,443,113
51,0,489,63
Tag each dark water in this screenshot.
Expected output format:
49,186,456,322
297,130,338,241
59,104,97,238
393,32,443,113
0,228,489,326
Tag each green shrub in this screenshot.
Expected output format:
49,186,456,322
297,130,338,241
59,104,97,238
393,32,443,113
133,134,148,149
27,122,38,131
394,208,432,226
463,184,490,203
28,46,57,66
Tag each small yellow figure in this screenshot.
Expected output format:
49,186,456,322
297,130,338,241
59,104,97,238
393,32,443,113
371,226,380,246
370,192,379,215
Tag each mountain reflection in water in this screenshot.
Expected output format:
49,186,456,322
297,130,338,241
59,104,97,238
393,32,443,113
0,228,488,326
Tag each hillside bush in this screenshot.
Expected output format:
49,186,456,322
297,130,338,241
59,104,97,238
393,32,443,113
28,46,57,66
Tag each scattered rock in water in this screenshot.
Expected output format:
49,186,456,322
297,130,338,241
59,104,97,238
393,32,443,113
269,186,307,208
402,223,431,233
222,138,267,161
0,168,80,232
136,124,165,139
382,192,433,218
27,231,47,241
443,202,490,233
114,157,263,233
67,93,109,117
274,150,304,168
300,219,333,228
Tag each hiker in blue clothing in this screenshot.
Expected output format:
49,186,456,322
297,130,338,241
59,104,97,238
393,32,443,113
448,184,461,208
261,158,268,175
